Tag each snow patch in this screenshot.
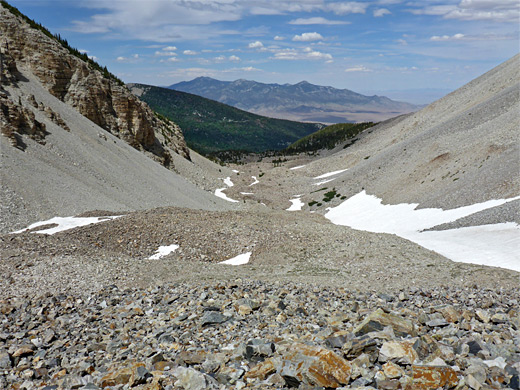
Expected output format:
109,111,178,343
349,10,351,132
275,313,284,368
325,191,520,272
214,177,239,203
287,197,304,211
314,168,348,179
240,192,254,195
314,178,336,186
232,169,240,173
249,176,259,186
215,188,239,203
149,244,179,260
416,224,520,271
219,252,252,265
12,216,120,235
223,177,234,187
290,165,306,170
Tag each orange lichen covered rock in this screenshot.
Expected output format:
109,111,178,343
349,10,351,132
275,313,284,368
278,343,351,388
407,365,459,389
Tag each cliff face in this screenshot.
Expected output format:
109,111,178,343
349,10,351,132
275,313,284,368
0,3,190,163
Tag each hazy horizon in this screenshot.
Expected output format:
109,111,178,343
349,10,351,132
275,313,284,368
8,0,519,105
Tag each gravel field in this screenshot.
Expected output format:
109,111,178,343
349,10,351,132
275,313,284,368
1,207,519,302
0,280,519,389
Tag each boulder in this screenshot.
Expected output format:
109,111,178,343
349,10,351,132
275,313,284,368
355,308,416,337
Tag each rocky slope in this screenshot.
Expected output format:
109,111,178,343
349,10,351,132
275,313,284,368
329,53,520,210
0,2,237,233
0,66,234,233
1,279,518,390
0,3,189,164
169,77,420,124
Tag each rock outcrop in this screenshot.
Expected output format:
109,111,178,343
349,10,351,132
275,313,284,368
0,91,47,150
0,3,190,164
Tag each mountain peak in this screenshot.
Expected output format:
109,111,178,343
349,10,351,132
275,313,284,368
169,77,419,123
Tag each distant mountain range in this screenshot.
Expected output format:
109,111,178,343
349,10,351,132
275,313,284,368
129,83,323,154
169,77,420,124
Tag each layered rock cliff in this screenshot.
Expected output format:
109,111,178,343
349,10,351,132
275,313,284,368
0,2,190,164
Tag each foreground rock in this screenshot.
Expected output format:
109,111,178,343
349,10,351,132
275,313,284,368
0,280,518,389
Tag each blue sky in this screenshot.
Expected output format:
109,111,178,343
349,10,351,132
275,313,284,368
8,0,519,103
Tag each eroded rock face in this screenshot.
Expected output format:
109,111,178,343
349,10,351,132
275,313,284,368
0,92,47,150
0,4,190,163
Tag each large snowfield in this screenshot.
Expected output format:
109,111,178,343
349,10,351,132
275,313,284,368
325,191,520,272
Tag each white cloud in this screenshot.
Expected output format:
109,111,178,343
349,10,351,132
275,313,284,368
430,33,466,41
160,57,180,63
70,21,109,34
120,55,138,62
271,47,332,61
250,6,285,15
273,49,299,60
163,46,177,51
88,55,98,61
274,36,285,41
155,51,177,56
373,8,392,17
293,32,324,42
213,55,240,62
223,66,262,72
79,49,89,54
307,50,333,60
345,66,371,72
248,41,264,49
408,0,519,22
396,38,408,45
71,1,243,41
183,50,198,55
327,2,369,15
289,17,350,25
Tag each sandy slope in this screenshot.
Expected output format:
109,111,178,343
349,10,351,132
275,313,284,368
0,69,235,233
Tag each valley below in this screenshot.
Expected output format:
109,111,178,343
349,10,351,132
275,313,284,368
1,157,519,390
